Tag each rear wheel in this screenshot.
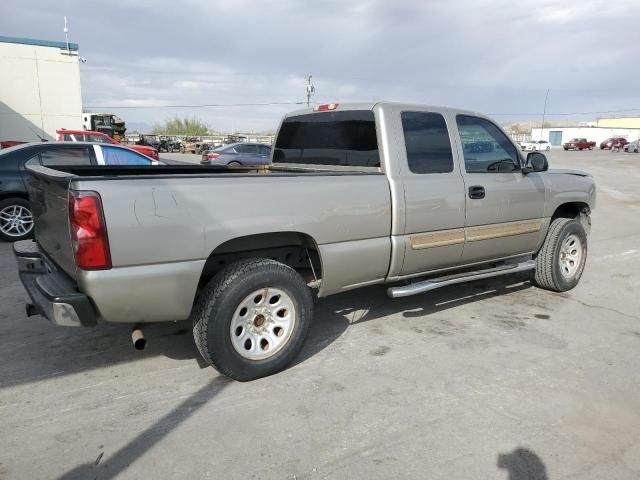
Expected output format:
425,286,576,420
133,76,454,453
192,258,313,381
0,198,33,242
534,217,587,292
228,161,241,166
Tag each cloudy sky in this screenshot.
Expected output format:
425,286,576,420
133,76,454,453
2,0,638,132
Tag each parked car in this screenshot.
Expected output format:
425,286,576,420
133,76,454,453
623,140,640,153
520,140,552,151
57,130,160,161
201,143,272,166
1,140,28,149
16,103,595,381
600,137,628,150
562,138,596,150
0,142,161,241
158,136,185,153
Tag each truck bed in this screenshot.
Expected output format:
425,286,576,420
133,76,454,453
26,162,392,323
34,163,383,179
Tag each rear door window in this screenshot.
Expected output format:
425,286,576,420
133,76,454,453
86,134,112,144
274,110,380,167
63,133,85,141
40,147,92,166
102,146,154,165
236,144,258,154
258,145,272,155
401,111,453,174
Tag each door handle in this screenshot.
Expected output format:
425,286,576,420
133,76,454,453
468,185,485,199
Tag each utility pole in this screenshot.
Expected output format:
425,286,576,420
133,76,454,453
305,74,315,107
540,88,550,140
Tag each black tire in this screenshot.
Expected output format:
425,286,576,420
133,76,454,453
0,197,33,242
192,258,313,381
228,161,241,166
534,217,587,292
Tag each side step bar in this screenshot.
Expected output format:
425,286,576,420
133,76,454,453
387,260,535,298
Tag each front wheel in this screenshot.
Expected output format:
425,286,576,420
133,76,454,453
534,217,587,292
0,198,34,242
192,258,314,381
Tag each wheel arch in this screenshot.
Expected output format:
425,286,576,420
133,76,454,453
0,191,29,203
197,231,323,290
551,201,591,234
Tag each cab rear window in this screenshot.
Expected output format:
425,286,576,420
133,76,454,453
274,111,380,167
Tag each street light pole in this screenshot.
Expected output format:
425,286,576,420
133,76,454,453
540,88,550,140
305,74,315,107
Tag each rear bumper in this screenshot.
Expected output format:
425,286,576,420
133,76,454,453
13,240,97,327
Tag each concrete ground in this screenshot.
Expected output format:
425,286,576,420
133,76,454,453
1,149,640,479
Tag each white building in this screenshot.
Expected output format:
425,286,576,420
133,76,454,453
531,126,640,147
0,36,83,142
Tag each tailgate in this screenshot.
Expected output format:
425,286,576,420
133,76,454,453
26,165,77,278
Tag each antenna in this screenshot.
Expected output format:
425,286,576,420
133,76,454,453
305,74,315,107
63,16,70,54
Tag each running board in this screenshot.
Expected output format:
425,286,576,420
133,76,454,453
387,260,535,298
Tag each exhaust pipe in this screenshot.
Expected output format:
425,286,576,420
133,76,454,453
131,327,146,350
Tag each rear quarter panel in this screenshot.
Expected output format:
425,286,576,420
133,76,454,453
72,173,392,321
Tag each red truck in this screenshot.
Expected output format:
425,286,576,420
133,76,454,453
562,138,596,151
56,129,160,160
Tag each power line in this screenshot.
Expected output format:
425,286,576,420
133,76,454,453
83,101,640,117
489,108,640,116
84,101,305,109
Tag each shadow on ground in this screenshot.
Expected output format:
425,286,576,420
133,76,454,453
498,447,548,480
1,272,533,389
57,376,231,480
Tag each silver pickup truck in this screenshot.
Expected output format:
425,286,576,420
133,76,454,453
15,102,596,381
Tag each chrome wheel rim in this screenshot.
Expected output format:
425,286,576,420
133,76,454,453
0,204,33,237
559,234,583,279
230,287,296,360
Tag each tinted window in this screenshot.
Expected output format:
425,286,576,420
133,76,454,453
401,112,453,174
456,115,520,173
236,144,258,154
63,133,84,141
86,134,112,144
274,110,379,167
40,147,92,166
258,145,271,155
24,154,41,166
102,146,153,165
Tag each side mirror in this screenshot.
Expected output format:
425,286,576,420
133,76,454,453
523,152,548,173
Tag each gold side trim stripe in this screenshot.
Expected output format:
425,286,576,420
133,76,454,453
466,220,542,242
409,220,543,250
410,229,465,250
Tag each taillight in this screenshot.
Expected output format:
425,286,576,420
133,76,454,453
69,191,111,270
207,153,220,159
313,103,339,112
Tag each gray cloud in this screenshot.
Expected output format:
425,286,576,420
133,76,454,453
2,0,638,131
